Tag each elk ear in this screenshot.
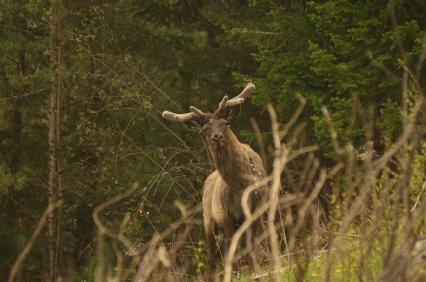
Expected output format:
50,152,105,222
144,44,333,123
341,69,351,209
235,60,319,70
224,105,241,121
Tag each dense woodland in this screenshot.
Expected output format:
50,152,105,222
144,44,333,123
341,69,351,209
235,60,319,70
1,1,425,281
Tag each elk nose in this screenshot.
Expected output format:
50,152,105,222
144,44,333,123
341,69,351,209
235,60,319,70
211,132,223,143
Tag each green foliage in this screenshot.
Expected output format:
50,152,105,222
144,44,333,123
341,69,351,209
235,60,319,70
236,0,425,159
377,100,403,144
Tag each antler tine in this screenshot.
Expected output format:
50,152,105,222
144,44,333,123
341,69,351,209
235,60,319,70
217,95,229,112
189,106,205,116
162,110,197,122
224,83,255,108
230,83,255,100
225,97,245,107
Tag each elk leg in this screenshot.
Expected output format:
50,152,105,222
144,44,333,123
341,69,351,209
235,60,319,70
221,217,235,268
204,221,218,275
244,194,261,272
245,225,261,273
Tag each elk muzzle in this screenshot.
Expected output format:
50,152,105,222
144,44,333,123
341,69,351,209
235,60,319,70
211,132,224,146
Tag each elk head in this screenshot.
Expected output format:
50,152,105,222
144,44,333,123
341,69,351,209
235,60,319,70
162,83,255,147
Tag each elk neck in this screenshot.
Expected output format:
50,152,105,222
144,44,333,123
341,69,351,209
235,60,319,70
208,128,257,190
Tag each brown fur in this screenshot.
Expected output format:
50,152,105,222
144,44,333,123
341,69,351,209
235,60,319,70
161,83,266,276
202,120,268,273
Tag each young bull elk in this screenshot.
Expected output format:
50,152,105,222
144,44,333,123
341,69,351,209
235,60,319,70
162,83,268,274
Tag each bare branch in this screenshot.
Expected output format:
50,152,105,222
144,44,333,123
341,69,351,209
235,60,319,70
8,202,60,282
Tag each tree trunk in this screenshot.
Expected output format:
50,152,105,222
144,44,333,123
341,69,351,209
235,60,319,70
48,1,64,281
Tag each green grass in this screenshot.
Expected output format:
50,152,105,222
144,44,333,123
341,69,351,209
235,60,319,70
233,235,384,282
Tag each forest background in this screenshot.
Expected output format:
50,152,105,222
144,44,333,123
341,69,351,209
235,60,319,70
1,0,425,281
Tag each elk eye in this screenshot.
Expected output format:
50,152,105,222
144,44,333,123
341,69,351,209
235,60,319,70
202,123,211,131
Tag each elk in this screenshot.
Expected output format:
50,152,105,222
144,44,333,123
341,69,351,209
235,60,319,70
162,83,268,274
